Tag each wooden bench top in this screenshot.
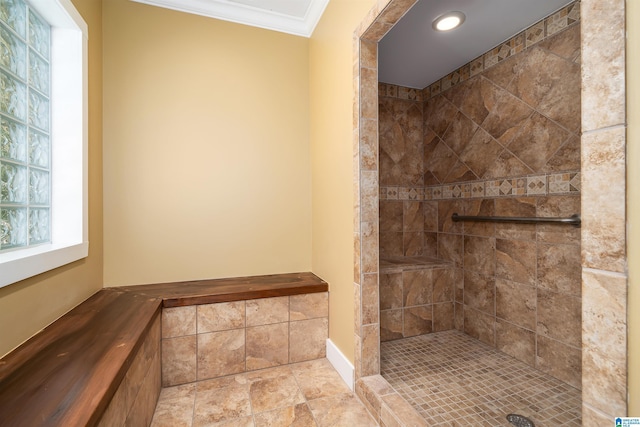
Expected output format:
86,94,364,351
118,272,328,307
0,272,327,426
0,290,161,427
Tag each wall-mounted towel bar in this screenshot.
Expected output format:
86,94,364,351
451,213,581,227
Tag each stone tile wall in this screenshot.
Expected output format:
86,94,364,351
379,263,456,341
98,314,162,427
377,4,582,388
161,293,329,387
580,0,628,422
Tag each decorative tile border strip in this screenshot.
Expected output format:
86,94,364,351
379,1,580,100
380,171,580,201
378,83,423,101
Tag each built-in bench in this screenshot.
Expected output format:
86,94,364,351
379,256,457,341
0,272,328,427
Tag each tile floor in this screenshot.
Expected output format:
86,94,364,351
381,330,582,426
151,358,377,427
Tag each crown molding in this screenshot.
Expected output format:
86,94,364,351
130,0,329,37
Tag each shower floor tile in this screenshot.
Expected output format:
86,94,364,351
381,330,582,427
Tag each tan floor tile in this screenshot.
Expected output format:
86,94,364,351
250,374,306,413
308,393,378,427
151,384,196,427
210,417,255,427
194,384,252,426
254,403,317,427
245,365,293,383
152,359,374,427
290,359,351,400
197,374,249,392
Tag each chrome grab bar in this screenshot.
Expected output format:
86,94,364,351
451,213,581,227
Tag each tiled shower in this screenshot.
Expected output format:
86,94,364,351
376,1,583,423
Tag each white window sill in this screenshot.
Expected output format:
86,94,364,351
0,241,88,287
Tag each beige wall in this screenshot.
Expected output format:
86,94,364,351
309,0,375,363
102,0,311,286
0,0,103,358
628,0,639,415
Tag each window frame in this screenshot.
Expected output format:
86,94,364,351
0,0,88,288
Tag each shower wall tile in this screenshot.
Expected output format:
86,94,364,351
423,201,438,232
537,289,581,347
432,268,454,303
582,341,627,416
481,89,533,146
380,309,403,342
581,405,614,427
454,303,463,331
354,282,361,333
581,127,626,273
379,231,403,258
495,319,535,366
437,233,463,267
496,239,537,286
582,269,627,365
437,200,463,233
361,323,380,376
581,0,625,132
403,306,433,337
536,335,581,389
495,278,536,330
508,113,570,171
361,220,379,274
536,194,581,245
379,97,423,186
537,243,581,296
463,270,495,314
423,232,438,257
360,67,378,120
380,272,403,310
403,201,424,231
380,201,402,232
543,134,581,173
463,236,495,275
463,307,495,346
362,273,380,325
379,261,455,341
424,95,457,138
433,302,454,332
402,269,432,306
508,47,581,133
462,198,495,237
361,118,378,171
454,269,464,303
403,231,423,256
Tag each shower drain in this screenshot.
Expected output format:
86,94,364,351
506,414,536,427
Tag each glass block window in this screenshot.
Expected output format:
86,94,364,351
0,0,50,251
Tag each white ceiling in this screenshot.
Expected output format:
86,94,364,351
378,0,575,89
132,0,574,89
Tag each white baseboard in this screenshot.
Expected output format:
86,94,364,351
326,338,354,390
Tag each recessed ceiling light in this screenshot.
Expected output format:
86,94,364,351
432,11,466,32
